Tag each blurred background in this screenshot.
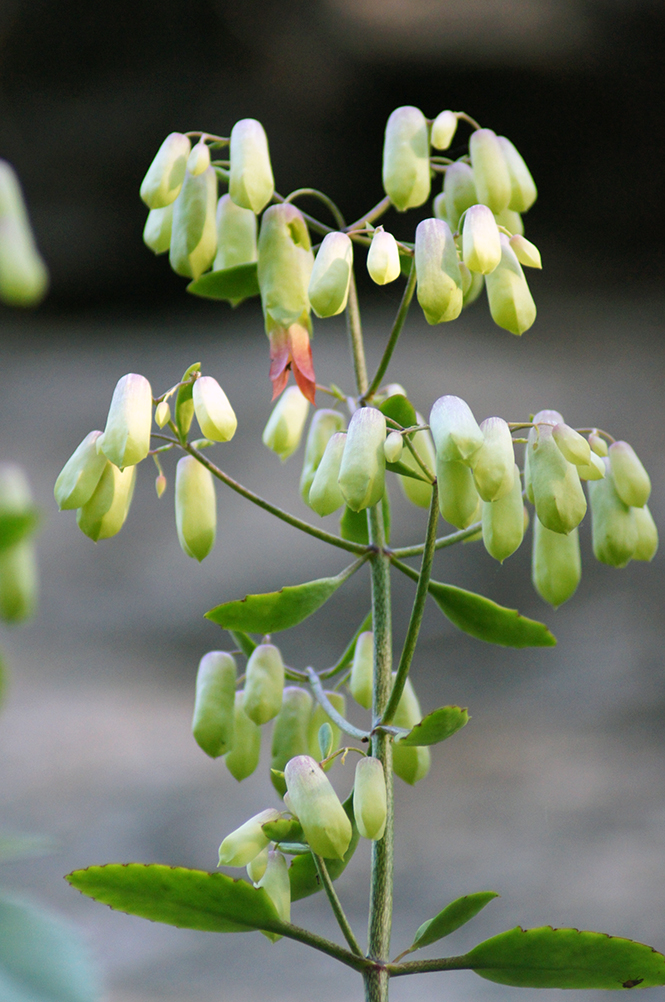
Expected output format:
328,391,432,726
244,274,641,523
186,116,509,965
0,1,664,1001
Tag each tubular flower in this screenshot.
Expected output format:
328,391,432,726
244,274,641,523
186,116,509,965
268,323,316,405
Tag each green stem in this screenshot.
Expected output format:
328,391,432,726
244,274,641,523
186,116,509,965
345,196,392,233
386,954,471,976
306,667,370,741
345,269,369,396
363,256,417,401
277,921,370,972
313,854,364,956
389,520,482,559
283,188,346,229
271,190,334,237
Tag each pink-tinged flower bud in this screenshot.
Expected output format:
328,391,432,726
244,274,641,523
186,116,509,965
193,376,237,442
258,204,314,328
284,755,352,859
262,385,310,461
187,140,210,177
76,463,136,542
392,676,430,785
367,227,401,285
494,206,524,236
213,194,258,272
485,235,536,335
155,473,167,498
633,505,658,562
532,517,581,607
415,218,463,324
398,414,436,509
54,430,108,510
576,451,606,481
229,119,275,214
300,410,347,504
99,373,153,470
608,441,651,508
271,687,313,795
349,630,374,710
218,808,281,867
431,110,458,151
155,401,171,428
192,651,237,758
588,461,638,567
247,845,269,885
169,166,218,279
482,465,524,562
143,205,173,255
552,423,591,467
509,234,541,269
243,644,285,726
437,459,481,529
384,431,403,463
429,395,484,464
257,850,291,928
174,456,216,561
588,432,608,457
469,129,511,214
472,417,515,501
527,411,587,535
353,757,387,840
307,691,346,762
140,133,191,209
462,205,501,275
308,232,353,317
496,136,537,213
382,106,430,211
225,691,262,781
443,162,477,232
308,432,347,516
338,407,386,511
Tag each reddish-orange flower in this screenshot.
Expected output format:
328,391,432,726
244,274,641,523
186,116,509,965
268,323,316,404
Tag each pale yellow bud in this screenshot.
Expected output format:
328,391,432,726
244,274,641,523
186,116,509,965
433,192,448,224
632,505,658,562
437,459,481,530
174,455,216,561
99,373,153,470
247,845,269,885
527,412,587,535
462,205,501,275
392,676,430,785
308,232,353,317
472,417,515,501
384,431,403,463
608,441,651,508
192,651,237,758
415,218,463,324
77,463,136,542
481,465,524,562
588,432,608,457
431,110,458,151
532,517,581,607
576,451,606,481
54,430,107,510
485,234,536,336
300,410,347,504
262,385,310,461
469,129,511,214
192,376,237,442
225,691,262,781
284,755,352,859
338,407,386,511
552,423,591,467
496,136,537,213
140,133,191,209
229,119,275,214
349,631,374,710
443,162,477,232
257,850,291,927
258,204,314,328
308,432,347,517
243,644,285,726
429,395,484,464
169,167,218,280
367,228,401,285
218,808,281,867
155,401,171,428
382,106,430,211
353,757,387,841
155,474,167,498
143,205,173,255
588,460,638,567
509,234,541,269
213,194,258,271
187,140,210,176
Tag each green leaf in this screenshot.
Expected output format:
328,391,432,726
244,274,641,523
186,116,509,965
175,362,201,439
206,563,359,634
398,705,469,746
187,262,260,306
385,460,430,483
0,890,99,1002
66,863,284,935
410,892,499,952
339,501,391,546
464,925,665,989
428,580,557,648
0,511,39,553
290,792,360,901
229,630,257,657
379,394,417,431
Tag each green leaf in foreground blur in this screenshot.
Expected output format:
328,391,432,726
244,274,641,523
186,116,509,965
464,926,665,988
379,394,417,431
289,791,359,901
409,891,499,952
398,705,469,746
66,864,283,935
0,510,39,552
187,262,260,306
428,580,556,648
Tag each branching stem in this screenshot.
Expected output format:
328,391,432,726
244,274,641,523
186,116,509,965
313,854,364,956
306,667,370,742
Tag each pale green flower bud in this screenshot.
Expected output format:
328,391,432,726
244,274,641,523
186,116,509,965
99,373,153,470
462,205,501,275
247,845,269,885
576,451,606,481
262,385,310,461
472,417,515,501
494,206,524,236
140,133,191,209
243,644,285,725
392,676,430,785
187,140,210,177
218,808,281,867
353,757,387,841
307,691,346,761
532,517,581,607
469,129,511,214
415,218,463,324
271,687,313,796
308,432,347,517
155,474,167,498
284,755,352,859
193,376,237,442
429,395,484,464
398,415,436,508
257,850,290,926
496,136,537,213
588,432,608,457
338,407,386,512
213,194,258,271
0,540,37,623
633,505,658,562
433,192,448,223
77,463,136,542
384,431,403,463
349,631,374,710
552,423,591,467
225,691,262,781
174,455,216,561
0,161,49,307
458,262,472,296
155,401,171,428
485,235,536,335
382,106,430,211
367,227,401,285
169,166,218,279
192,651,237,758
608,441,651,508
300,410,346,504
54,430,108,510
482,465,524,562
527,411,587,535
437,459,481,529
463,269,485,308
308,232,353,317
143,205,173,255
509,234,541,269
443,162,477,232
229,119,275,214
431,110,458,151
588,461,638,567
258,204,314,328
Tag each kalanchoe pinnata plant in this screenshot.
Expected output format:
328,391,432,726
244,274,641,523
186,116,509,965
59,108,662,1002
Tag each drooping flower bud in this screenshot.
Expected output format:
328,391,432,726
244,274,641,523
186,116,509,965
169,166,218,279
192,376,237,442
509,234,541,269
588,461,638,567
471,417,515,501
398,416,436,508
140,133,191,209
271,687,313,795
143,205,173,255
443,161,477,232
632,505,659,562
187,140,210,177
268,323,316,405
258,204,313,328
527,411,587,535
349,631,374,710
76,463,136,542
284,755,352,859
532,517,582,607
55,430,108,510
462,205,501,275
429,395,484,464
308,431,347,517
229,119,275,214
496,136,538,213
338,407,387,512
382,106,430,211
437,459,481,530
0,465,37,622
218,808,281,867
155,474,167,498
588,432,608,457
485,234,536,335
262,385,310,461
383,431,403,463
430,110,458,151
353,757,387,840
481,465,524,562
468,129,511,214
307,691,346,761
155,401,171,428
212,194,258,272
99,373,153,470
608,441,651,508
192,651,237,758
308,232,353,317
174,455,216,561
462,269,485,308
257,850,290,927
243,644,285,726
367,227,401,285
576,451,606,481
552,423,591,467
433,191,448,223
246,845,269,885
300,410,347,505
415,218,463,324
391,676,430,785
494,206,524,236
225,691,262,781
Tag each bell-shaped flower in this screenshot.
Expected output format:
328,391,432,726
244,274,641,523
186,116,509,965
576,451,606,481
481,466,525,562
257,850,291,930
527,411,587,535
270,687,313,796
187,140,210,177
143,204,173,255
353,757,387,841
225,692,261,782
588,432,608,457
367,228,401,285
437,459,481,529
308,431,347,517
415,218,463,324
430,110,457,151
192,651,237,759
308,232,353,317
633,506,659,562
268,322,316,404
55,430,108,510
443,161,477,232
429,395,484,464
258,203,314,330
382,106,430,211
497,136,538,213
284,755,352,859
300,409,347,504
469,129,511,214
193,375,237,442
174,455,216,561
383,431,403,463
213,194,258,272
485,235,536,335
140,133,191,208
243,643,285,726
462,205,501,275
77,463,136,542
262,384,310,461
509,234,541,269
608,441,651,508
229,119,274,214
532,517,582,607
218,808,281,868
471,417,515,501
588,461,638,567
169,166,218,279
552,423,591,467
338,407,386,512
99,373,153,470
